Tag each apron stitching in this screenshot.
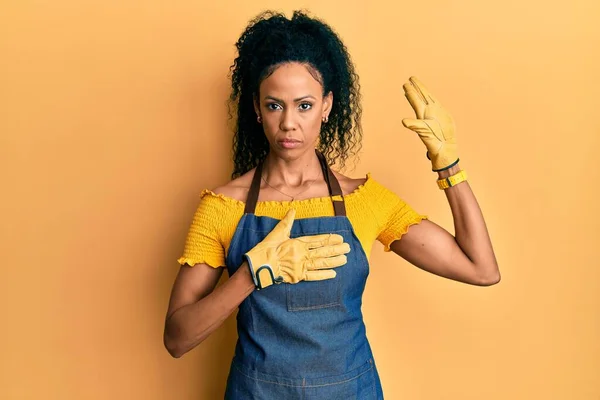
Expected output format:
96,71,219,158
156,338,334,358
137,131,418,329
233,362,373,388
371,359,378,399
286,301,340,311
225,215,248,270
300,367,373,388
240,228,353,235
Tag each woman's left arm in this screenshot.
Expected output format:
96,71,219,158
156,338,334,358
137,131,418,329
390,162,500,286
391,76,500,286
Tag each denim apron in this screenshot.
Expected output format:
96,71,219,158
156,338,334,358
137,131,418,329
224,151,384,399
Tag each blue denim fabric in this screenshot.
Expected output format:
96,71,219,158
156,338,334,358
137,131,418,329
224,214,384,399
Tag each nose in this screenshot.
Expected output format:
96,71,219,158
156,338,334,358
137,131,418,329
279,108,296,131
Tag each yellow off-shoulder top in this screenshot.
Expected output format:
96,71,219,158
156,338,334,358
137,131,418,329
177,173,427,268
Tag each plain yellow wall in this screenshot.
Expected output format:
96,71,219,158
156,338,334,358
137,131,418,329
1,0,599,399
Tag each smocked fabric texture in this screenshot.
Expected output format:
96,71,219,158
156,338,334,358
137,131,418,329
177,173,427,268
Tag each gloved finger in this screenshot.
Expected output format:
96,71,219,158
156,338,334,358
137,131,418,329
409,76,439,104
309,242,351,258
308,254,348,270
295,233,344,248
304,269,337,281
402,118,432,134
403,84,426,118
264,209,296,241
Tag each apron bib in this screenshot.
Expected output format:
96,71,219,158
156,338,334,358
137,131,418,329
224,151,384,399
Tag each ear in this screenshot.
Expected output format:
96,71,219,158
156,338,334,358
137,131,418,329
323,91,333,117
253,94,260,118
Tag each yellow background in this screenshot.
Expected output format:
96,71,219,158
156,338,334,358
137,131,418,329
2,1,599,399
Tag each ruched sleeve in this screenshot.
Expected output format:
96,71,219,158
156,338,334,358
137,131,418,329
371,180,428,252
177,190,228,268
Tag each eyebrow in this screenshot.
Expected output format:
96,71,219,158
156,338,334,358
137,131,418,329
264,95,316,102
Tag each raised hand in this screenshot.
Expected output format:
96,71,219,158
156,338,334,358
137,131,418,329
401,76,459,171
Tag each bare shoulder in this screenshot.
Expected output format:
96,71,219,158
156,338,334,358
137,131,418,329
331,170,368,195
211,168,256,202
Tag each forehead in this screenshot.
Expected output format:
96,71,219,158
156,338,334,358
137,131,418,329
259,62,323,98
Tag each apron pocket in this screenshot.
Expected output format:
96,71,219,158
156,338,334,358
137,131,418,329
286,277,341,311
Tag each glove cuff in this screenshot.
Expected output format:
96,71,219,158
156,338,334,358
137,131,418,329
244,254,279,290
432,158,459,172
243,254,260,288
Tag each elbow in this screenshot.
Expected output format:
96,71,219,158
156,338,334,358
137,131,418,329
163,321,192,359
477,269,501,286
163,323,207,358
164,332,185,358
480,275,501,286
163,309,213,358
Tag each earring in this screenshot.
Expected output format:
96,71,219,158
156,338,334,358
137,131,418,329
257,115,262,123
322,116,328,123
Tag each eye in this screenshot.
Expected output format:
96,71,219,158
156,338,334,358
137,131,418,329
299,103,313,111
266,103,282,111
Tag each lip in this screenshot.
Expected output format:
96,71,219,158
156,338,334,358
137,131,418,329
279,139,301,143
277,138,302,149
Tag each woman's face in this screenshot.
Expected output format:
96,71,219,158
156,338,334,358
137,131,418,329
254,62,332,158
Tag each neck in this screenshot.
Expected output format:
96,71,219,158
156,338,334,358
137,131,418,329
263,149,322,188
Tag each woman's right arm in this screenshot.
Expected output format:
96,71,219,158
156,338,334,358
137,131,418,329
163,262,255,358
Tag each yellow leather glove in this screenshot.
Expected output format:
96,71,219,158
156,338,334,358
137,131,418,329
244,209,350,290
401,76,459,172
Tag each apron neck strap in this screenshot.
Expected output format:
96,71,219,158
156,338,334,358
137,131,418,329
244,157,264,215
244,150,347,217
316,150,346,217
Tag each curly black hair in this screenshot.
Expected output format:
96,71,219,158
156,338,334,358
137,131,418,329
227,10,363,179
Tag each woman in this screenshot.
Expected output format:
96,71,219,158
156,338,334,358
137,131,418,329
164,10,500,399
